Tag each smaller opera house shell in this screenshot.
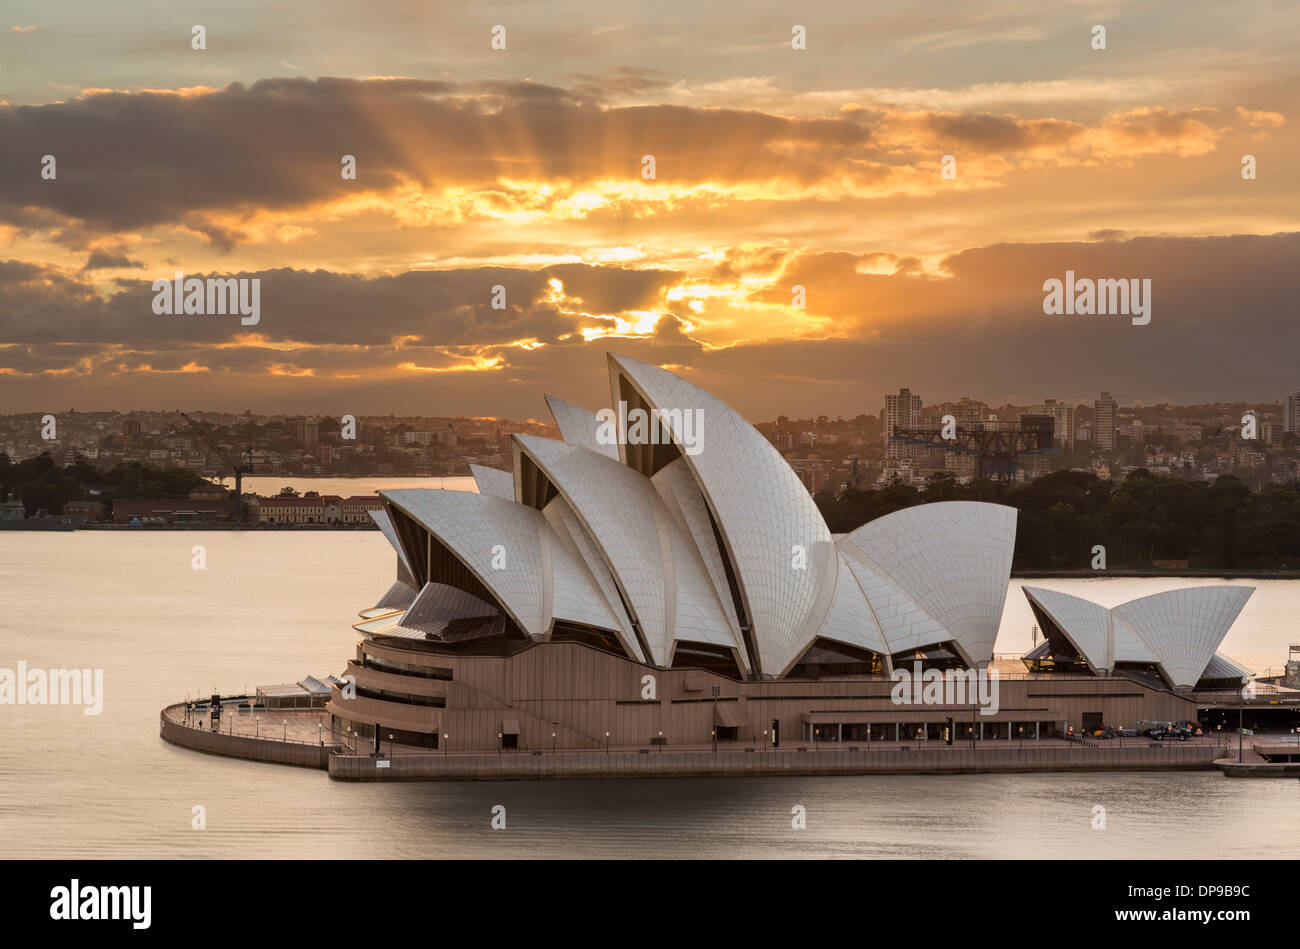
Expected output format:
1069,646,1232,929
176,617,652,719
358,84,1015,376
327,353,1252,752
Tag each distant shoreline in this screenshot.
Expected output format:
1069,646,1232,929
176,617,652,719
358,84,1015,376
76,523,379,531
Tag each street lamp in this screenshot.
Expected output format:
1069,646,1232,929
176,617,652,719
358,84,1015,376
605,731,610,754
255,717,260,738
551,729,556,755
318,722,323,746
498,732,503,757
443,733,448,757
388,733,395,758
711,729,716,754
658,730,663,754
283,720,288,742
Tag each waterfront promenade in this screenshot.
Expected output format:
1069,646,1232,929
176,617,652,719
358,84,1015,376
161,701,1231,781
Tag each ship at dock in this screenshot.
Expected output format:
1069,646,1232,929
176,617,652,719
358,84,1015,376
0,494,85,531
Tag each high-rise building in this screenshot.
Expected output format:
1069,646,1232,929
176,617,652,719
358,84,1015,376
1094,392,1117,451
1035,399,1076,451
286,416,320,447
883,388,922,460
1285,391,1300,434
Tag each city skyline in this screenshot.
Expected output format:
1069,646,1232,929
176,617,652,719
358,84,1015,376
4,388,1298,427
2,2,1298,418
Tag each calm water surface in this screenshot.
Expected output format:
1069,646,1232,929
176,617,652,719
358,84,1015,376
1,532,1297,858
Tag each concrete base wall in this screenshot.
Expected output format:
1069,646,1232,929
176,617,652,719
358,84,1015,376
328,743,1220,782
1217,760,1300,777
160,707,333,769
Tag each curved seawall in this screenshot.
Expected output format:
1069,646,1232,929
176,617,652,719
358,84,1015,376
159,704,335,769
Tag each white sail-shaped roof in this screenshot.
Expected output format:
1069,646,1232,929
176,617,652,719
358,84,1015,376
514,434,740,668
1019,585,1254,688
1110,611,1159,664
361,352,1048,681
541,494,642,661
381,488,619,640
815,553,891,656
1021,585,1113,671
1202,651,1252,682
544,511,627,638
382,489,545,636
1111,586,1254,688
470,464,515,499
840,502,1016,666
608,353,835,676
370,508,413,578
838,545,947,656
545,394,619,460
651,457,743,635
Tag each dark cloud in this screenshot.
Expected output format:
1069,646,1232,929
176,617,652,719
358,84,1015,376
919,111,1082,152
0,77,876,242
81,249,145,271
0,259,680,347
2,234,1295,417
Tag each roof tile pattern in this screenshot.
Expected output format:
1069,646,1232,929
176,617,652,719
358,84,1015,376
470,464,515,499
817,553,891,656
545,394,620,460
541,494,639,656
517,434,737,666
838,546,948,654
841,502,1017,665
608,353,833,675
1018,585,1254,688
370,508,413,578
1112,586,1254,688
1021,585,1113,670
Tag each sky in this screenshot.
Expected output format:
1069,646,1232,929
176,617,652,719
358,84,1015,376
1,0,1297,420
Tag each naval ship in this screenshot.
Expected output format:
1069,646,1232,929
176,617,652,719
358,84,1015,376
0,494,85,531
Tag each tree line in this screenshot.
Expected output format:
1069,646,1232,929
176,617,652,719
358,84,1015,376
0,453,209,515
816,469,1300,570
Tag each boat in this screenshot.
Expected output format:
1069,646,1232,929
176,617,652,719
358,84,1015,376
0,494,85,531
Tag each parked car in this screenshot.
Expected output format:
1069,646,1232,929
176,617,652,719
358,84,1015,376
1090,724,1116,739
1138,720,1175,738
1116,727,1139,737
1180,720,1204,737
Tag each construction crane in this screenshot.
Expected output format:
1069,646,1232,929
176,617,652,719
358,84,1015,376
890,415,1057,483
181,413,254,524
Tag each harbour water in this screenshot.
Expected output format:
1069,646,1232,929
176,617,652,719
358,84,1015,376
1,532,1297,859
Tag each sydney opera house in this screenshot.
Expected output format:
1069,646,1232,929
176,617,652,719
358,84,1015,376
326,353,1254,753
